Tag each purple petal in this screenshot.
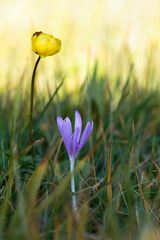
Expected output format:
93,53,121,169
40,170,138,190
71,127,80,158
78,121,93,151
57,116,64,135
74,111,82,142
62,117,72,154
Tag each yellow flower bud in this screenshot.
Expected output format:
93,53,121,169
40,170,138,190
32,31,61,57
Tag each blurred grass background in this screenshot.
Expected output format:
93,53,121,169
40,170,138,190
0,0,160,239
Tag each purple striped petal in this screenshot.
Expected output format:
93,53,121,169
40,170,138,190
62,117,72,154
57,116,64,135
74,111,82,142
78,121,93,151
71,127,80,158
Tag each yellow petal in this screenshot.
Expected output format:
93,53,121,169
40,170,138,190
32,31,61,57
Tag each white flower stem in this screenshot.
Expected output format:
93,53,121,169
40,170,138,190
70,157,77,212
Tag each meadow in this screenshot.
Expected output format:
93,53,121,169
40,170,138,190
1,0,160,239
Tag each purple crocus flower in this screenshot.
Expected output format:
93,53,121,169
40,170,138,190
57,111,93,212
57,111,93,161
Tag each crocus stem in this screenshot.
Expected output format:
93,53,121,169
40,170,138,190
29,56,41,145
70,158,77,212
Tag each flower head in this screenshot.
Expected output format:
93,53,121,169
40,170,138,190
32,31,61,57
57,111,93,160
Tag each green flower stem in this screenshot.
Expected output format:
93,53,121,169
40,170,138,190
29,56,41,145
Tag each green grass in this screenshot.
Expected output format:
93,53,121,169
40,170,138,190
0,52,160,240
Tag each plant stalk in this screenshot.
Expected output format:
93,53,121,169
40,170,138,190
70,158,77,212
29,56,41,144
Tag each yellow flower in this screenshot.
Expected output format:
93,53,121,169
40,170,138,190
32,31,61,57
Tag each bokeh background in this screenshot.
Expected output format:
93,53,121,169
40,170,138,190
1,0,160,92
1,1,160,239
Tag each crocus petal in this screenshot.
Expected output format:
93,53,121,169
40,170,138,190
71,127,80,158
74,111,82,142
78,121,93,151
62,117,72,155
57,116,64,135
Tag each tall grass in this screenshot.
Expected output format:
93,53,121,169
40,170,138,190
0,40,160,240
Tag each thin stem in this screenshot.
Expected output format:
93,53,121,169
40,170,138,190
70,158,77,212
29,56,41,144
